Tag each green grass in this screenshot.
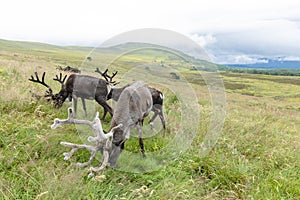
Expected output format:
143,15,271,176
0,39,299,199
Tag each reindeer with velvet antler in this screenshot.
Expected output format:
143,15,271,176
107,85,166,129
51,81,153,177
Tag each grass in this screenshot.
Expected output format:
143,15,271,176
0,40,299,199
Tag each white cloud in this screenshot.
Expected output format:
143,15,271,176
1,0,300,43
1,0,300,63
189,34,216,48
202,19,300,63
217,55,269,64
234,55,268,64
277,56,300,61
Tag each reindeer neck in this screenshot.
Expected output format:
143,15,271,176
106,83,113,96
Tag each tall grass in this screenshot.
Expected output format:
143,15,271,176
0,46,299,199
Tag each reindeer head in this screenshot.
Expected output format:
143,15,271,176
52,73,69,108
29,72,69,108
95,68,119,101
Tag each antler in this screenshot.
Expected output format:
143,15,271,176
95,68,108,81
53,73,67,85
95,68,118,85
29,72,53,98
51,107,122,178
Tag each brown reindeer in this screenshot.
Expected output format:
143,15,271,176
57,65,81,74
29,69,117,118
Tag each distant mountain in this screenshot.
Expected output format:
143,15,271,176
227,58,300,69
0,38,222,72
0,38,93,53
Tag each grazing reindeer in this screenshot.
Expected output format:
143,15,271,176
108,81,153,168
50,81,153,176
29,69,117,118
57,65,81,74
169,72,180,80
64,73,114,118
29,72,67,107
107,84,166,129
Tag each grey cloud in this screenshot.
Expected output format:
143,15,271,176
200,19,300,63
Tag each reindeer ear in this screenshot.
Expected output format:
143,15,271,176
113,82,120,86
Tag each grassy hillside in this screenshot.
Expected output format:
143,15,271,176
0,39,299,199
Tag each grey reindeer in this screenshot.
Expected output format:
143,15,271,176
51,81,153,176
108,81,153,168
29,69,117,119
107,84,166,129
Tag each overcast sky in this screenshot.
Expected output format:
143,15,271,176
1,0,300,63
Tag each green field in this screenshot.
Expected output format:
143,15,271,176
0,39,299,199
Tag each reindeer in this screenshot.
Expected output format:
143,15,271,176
28,72,67,106
57,65,81,74
108,81,153,167
107,84,166,129
51,81,153,176
29,69,117,118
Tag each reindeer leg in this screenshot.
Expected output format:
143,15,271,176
68,94,72,102
95,97,113,120
73,97,78,116
150,105,166,129
81,98,87,116
137,121,146,158
102,109,108,120
158,108,166,130
149,112,158,128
